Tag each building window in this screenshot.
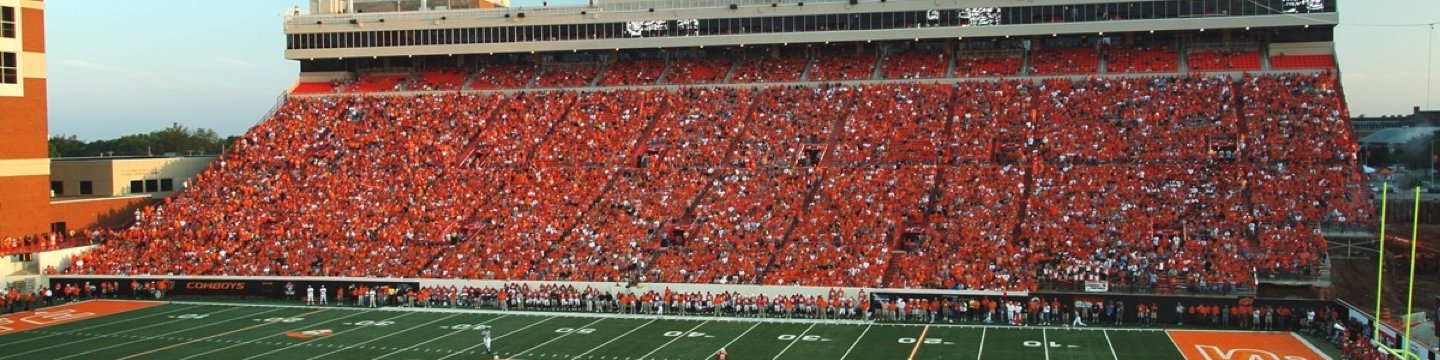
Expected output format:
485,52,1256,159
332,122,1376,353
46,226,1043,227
130,180,144,194
1,52,15,85
80,181,94,195
1,7,15,39
160,178,174,192
145,179,159,192
51,181,63,195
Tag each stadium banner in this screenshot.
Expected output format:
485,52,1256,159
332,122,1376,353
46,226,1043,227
1083,281,1109,293
47,276,419,299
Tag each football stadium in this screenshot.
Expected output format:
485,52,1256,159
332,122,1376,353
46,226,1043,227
3,0,1439,359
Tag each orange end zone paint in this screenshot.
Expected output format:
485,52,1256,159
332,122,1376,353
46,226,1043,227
0,300,164,335
1166,330,1330,360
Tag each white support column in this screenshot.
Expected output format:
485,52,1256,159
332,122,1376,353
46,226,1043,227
347,0,355,13
421,0,428,11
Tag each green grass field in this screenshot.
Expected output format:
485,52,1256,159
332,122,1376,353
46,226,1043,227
0,301,1334,360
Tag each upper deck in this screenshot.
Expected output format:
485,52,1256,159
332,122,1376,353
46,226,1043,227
283,0,1337,60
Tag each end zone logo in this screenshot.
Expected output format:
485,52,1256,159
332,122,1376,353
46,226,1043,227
1197,345,1311,360
285,329,333,339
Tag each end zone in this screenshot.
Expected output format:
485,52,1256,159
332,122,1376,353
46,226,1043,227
1165,330,1332,360
0,300,163,335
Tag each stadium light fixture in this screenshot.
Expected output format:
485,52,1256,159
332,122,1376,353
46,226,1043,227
1245,26,1250,31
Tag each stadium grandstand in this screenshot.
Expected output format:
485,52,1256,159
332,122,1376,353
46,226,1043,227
6,0,1438,359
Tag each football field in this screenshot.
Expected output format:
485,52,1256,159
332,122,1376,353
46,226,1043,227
0,300,1336,360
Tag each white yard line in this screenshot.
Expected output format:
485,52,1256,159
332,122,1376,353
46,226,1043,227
907,325,931,360
1163,329,1188,359
838,323,872,360
435,316,559,360
1102,330,1120,360
568,318,658,360
636,320,709,360
512,318,609,358
50,306,258,360
0,304,202,349
703,322,759,360
1042,328,1051,360
178,309,372,360
116,308,329,360
240,311,416,360
374,314,512,359
304,313,461,360
0,305,227,360
976,328,988,360
771,323,817,360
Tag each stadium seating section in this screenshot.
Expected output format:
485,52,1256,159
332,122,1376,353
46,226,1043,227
731,54,807,83
1029,47,1100,75
1269,54,1336,70
597,59,666,86
411,68,470,91
290,82,339,94
71,59,1365,295
1105,46,1179,74
347,73,408,93
808,53,878,81
953,53,1022,78
882,50,949,79
1188,48,1263,72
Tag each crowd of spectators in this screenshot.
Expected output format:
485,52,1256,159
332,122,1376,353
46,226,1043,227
470,63,537,89
808,53,877,81
0,231,109,258
397,284,869,319
410,68,470,91
597,59,666,86
882,50,949,79
664,57,733,84
730,54,807,83
535,66,599,88
66,72,1367,294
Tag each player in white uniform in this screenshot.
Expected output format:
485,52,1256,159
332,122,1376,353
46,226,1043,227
306,285,315,305
319,285,328,305
482,325,493,354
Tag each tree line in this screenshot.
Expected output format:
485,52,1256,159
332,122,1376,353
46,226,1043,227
49,123,241,158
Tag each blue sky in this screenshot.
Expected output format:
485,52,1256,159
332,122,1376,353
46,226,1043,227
44,0,1440,140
